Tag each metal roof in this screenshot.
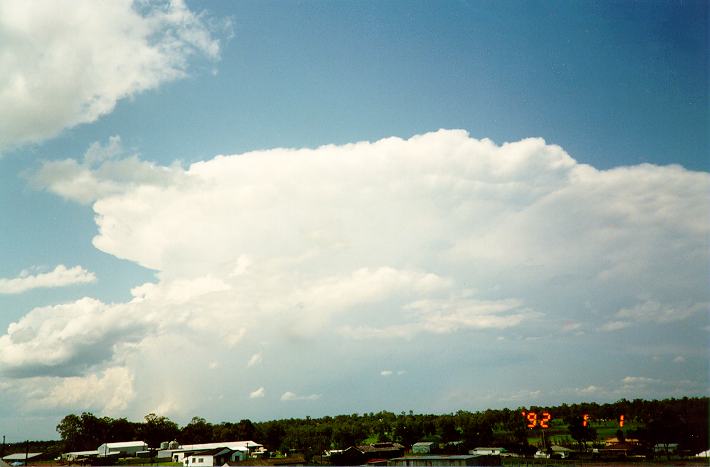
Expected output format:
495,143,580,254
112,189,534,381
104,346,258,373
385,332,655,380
103,441,147,448
391,455,477,460
175,441,259,452
2,453,43,461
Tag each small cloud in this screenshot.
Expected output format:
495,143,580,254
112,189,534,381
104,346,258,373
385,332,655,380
578,385,601,395
0,265,96,294
562,321,583,332
380,370,393,377
673,356,686,363
397,370,406,375
622,376,659,387
280,391,321,401
249,387,265,399
208,361,219,370
600,320,631,332
247,353,262,368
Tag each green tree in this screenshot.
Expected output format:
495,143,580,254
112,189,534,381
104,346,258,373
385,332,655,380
566,414,596,451
139,413,179,448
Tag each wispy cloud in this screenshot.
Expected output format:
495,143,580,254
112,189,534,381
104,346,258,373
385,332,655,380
249,387,265,399
0,265,95,294
280,391,321,401
247,353,262,368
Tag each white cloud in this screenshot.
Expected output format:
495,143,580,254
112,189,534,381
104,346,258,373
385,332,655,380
247,353,262,368
3,130,709,417
30,136,188,204
33,367,134,413
621,376,660,387
380,370,393,376
0,297,150,377
0,265,95,294
249,387,265,399
673,356,686,364
280,391,321,401
340,296,537,339
615,300,709,324
600,320,631,332
0,0,222,151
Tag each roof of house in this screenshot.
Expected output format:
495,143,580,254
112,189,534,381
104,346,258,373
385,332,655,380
357,443,404,453
103,441,147,449
392,455,476,461
65,450,100,457
188,448,233,457
413,442,435,446
177,441,259,452
2,453,43,461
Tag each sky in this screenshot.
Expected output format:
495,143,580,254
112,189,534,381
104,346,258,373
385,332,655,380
0,0,708,441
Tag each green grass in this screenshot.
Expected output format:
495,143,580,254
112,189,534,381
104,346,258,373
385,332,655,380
526,420,642,447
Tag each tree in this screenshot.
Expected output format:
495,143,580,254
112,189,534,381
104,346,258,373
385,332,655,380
139,414,179,448
180,417,213,444
566,414,596,450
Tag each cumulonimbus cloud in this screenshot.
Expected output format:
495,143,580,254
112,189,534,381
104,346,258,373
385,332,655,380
0,0,223,151
3,130,708,416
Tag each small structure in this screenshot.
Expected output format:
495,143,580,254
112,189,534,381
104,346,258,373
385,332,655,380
654,443,679,457
469,447,504,456
185,448,246,466
412,443,435,455
330,443,405,466
165,441,261,463
61,450,100,462
96,441,148,457
1,453,44,465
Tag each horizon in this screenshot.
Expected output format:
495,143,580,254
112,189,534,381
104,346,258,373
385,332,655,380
0,0,708,441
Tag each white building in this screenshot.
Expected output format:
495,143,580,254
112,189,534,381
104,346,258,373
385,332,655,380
469,447,504,456
96,441,148,457
167,441,261,463
184,448,247,467
61,450,100,462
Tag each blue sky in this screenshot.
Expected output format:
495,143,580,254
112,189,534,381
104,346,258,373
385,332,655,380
0,0,708,441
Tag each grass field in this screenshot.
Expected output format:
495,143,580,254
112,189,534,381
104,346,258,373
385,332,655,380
526,419,642,447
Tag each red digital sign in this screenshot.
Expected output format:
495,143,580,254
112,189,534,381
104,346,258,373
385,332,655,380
521,411,551,429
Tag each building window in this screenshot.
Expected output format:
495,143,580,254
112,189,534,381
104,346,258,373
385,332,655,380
199,458,204,463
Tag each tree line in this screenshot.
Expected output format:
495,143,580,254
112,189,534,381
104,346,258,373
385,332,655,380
27,396,708,461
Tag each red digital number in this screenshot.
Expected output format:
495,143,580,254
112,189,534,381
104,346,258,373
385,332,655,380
526,412,537,428
619,415,624,427
522,411,551,429
583,414,589,427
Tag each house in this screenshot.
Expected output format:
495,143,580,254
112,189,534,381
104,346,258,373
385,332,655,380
412,442,436,454
654,443,679,457
184,448,246,467
61,450,100,462
96,441,148,457
388,454,500,466
330,443,405,465
167,441,261,463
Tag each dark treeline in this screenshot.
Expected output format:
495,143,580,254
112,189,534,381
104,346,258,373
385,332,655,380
42,397,708,461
